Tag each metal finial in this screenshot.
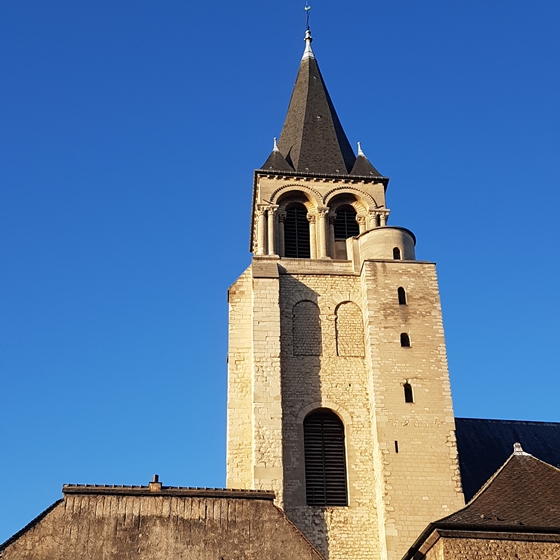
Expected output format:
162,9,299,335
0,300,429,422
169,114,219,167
513,442,528,455
302,28,314,60
273,137,279,152
357,142,365,156
305,2,311,30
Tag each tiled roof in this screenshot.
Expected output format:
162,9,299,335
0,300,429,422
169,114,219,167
350,153,382,177
276,50,356,175
402,448,560,560
260,148,294,172
456,417,560,500
442,448,560,529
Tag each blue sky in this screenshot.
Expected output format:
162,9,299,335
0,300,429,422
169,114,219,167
1,0,559,542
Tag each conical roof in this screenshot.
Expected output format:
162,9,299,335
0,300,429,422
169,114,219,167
350,143,382,176
276,31,356,175
260,139,294,171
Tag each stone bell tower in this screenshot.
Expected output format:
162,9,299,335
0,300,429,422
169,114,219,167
226,29,464,560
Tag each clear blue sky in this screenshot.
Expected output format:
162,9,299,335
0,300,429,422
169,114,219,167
1,0,559,542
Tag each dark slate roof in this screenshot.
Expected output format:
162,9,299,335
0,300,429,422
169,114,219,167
350,153,382,177
455,417,560,501
276,49,356,174
1,484,325,560
442,448,560,528
261,147,294,172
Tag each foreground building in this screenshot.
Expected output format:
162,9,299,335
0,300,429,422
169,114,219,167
2,28,560,560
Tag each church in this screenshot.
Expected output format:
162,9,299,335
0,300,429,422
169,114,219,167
2,28,560,560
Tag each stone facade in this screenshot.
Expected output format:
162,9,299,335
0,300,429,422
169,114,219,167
226,171,465,560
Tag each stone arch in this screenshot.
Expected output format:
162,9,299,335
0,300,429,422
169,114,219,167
272,184,322,209
335,301,365,357
292,300,322,356
297,401,352,426
324,186,379,211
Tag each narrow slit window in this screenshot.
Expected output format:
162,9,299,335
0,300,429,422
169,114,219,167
398,287,407,305
394,441,399,453
304,410,348,506
393,247,401,260
404,383,414,403
400,333,411,347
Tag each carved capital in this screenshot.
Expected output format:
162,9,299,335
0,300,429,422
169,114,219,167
307,213,316,224
256,205,267,217
268,205,279,216
278,210,287,223
356,215,367,226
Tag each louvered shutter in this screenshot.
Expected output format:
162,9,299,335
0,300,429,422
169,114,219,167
333,205,359,240
284,204,311,258
304,411,348,506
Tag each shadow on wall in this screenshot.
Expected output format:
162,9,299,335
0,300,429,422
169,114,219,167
278,277,329,558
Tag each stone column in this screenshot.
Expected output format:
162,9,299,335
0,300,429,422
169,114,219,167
307,214,317,259
256,206,267,256
267,206,278,256
368,211,378,229
328,214,336,258
357,215,367,235
380,211,389,227
317,208,328,259
278,210,286,257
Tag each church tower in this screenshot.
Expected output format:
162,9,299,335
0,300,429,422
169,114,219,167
226,30,465,560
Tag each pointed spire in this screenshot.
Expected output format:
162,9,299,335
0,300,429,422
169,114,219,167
276,29,356,174
302,29,315,60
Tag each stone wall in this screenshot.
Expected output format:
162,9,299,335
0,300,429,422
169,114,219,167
423,535,560,559
0,488,324,560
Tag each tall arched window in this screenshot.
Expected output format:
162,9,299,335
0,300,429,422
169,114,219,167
334,205,359,240
393,247,401,260
284,203,310,258
398,287,407,305
335,301,364,357
304,410,348,506
292,300,322,356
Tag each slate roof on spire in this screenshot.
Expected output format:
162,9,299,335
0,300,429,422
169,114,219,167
275,30,357,175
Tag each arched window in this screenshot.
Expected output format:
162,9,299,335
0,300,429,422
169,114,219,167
335,302,364,357
398,287,407,305
284,203,310,258
292,301,322,356
400,333,411,347
393,247,401,260
333,205,359,240
304,410,348,506
404,383,414,403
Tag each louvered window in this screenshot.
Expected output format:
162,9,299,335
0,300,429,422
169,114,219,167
304,410,348,506
284,203,310,258
334,205,359,240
